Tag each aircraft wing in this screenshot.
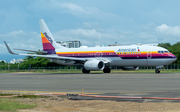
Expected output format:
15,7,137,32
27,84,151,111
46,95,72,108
19,53,86,61
4,41,86,62
14,49,48,54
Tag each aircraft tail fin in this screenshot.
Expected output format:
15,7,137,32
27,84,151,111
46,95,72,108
39,19,65,54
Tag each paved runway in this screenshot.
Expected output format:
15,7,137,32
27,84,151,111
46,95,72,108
0,72,180,94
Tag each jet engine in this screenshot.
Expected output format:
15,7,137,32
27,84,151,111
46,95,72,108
84,60,105,71
121,67,139,70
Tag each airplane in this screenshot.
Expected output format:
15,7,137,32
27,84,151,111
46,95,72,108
4,19,177,74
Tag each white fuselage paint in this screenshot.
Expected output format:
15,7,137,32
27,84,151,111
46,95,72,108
51,45,176,67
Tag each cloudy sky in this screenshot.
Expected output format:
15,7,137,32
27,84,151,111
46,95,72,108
1,0,180,62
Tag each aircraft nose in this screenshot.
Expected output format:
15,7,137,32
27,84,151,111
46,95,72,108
169,53,177,61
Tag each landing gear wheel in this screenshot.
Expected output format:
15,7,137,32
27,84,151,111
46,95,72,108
155,69,160,74
103,68,111,73
82,68,90,73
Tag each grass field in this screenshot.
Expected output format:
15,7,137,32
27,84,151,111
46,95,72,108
0,94,50,111
0,69,180,73
0,97,36,112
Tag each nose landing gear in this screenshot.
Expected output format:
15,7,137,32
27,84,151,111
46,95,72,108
155,65,164,74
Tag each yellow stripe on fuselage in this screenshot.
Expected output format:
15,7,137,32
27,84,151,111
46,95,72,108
56,50,115,54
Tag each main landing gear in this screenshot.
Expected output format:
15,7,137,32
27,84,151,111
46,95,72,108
103,67,111,73
155,69,160,73
82,68,90,73
82,67,111,73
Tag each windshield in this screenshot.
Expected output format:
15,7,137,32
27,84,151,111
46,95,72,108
158,51,169,54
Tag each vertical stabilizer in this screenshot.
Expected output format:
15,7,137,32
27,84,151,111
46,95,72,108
41,32,56,54
39,19,65,51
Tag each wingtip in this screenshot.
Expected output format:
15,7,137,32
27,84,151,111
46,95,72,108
4,41,18,55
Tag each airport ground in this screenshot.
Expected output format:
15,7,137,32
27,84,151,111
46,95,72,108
1,72,180,111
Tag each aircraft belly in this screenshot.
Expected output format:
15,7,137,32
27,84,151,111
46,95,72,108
110,58,172,67
52,60,81,66
111,58,147,66
146,58,175,66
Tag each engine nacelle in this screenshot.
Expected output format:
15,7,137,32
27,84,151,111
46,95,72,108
121,67,139,70
84,60,105,71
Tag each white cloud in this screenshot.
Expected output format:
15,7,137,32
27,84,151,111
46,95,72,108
156,24,180,36
0,31,42,54
60,3,85,14
83,22,92,29
32,1,124,23
139,32,156,38
53,28,141,46
59,2,98,16
59,3,121,21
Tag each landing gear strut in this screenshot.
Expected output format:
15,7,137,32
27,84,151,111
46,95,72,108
155,69,160,73
103,67,111,73
82,68,90,73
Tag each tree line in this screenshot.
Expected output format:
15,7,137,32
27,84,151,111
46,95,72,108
158,42,180,64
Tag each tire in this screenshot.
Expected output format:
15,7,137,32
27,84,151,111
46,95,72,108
82,68,90,73
155,69,160,74
103,68,111,73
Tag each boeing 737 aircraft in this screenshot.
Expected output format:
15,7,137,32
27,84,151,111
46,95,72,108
4,19,177,73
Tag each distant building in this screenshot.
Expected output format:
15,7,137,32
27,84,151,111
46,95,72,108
10,59,24,64
108,42,121,46
131,43,158,46
57,40,81,48
108,44,121,46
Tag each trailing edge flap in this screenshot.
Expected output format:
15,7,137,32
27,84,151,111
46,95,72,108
14,49,48,54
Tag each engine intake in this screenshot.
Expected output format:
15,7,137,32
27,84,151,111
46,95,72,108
84,60,105,71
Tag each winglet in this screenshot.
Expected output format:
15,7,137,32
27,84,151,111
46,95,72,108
4,41,18,55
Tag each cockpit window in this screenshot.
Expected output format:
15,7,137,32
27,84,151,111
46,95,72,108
158,51,163,53
158,51,169,53
164,51,169,53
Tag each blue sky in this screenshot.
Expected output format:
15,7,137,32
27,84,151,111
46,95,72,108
1,0,180,62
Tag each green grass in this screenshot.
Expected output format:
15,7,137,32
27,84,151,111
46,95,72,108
0,94,50,111
0,98,36,112
32,69,180,73
0,69,180,73
17,94,49,99
0,94,15,96
110,69,180,73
